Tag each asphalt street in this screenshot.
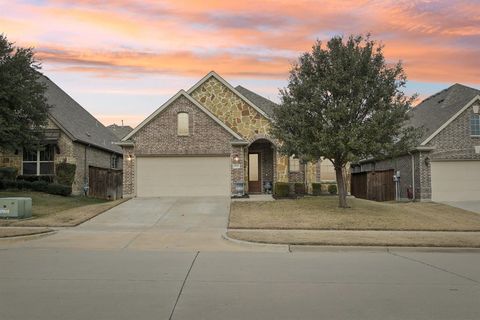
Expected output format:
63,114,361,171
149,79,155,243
0,197,479,319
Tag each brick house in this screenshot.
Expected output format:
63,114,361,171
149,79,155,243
0,74,123,197
119,71,335,197
351,83,480,202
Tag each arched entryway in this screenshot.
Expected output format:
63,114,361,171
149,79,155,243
247,139,275,194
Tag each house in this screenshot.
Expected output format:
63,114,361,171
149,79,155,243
0,74,123,198
351,83,480,202
107,124,133,140
118,71,335,197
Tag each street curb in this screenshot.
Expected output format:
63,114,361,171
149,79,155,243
0,230,56,242
290,245,480,253
222,233,290,251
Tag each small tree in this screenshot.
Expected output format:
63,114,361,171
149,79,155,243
0,34,49,151
271,35,421,208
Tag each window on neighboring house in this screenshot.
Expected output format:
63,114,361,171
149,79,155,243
177,112,189,136
289,155,300,172
471,114,480,136
22,145,55,175
111,154,118,169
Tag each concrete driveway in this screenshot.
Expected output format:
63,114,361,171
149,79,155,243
10,197,280,252
443,201,480,214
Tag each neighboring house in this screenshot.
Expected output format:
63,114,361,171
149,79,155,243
119,71,335,198
107,124,133,140
0,74,123,197
351,83,480,202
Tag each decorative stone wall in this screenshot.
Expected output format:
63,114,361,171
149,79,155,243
122,146,135,197
276,154,289,183
190,77,271,140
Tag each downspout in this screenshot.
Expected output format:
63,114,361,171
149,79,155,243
84,144,90,196
408,151,415,201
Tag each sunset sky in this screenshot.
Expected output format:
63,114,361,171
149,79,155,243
1,0,479,127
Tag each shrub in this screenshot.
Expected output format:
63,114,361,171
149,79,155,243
312,183,322,196
328,184,337,195
0,180,4,190
16,180,32,190
294,183,305,195
3,180,18,189
46,183,72,196
274,182,290,197
55,162,76,186
17,175,54,183
31,180,48,192
0,167,17,180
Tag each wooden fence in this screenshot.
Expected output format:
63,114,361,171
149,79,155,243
88,166,123,200
351,169,395,202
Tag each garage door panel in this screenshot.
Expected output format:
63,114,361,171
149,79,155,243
431,161,480,202
136,157,230,197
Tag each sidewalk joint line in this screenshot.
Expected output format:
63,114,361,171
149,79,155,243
169,251,200,320
387,248,479,284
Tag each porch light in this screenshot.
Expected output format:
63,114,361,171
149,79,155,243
233,154,240,163
127,154,133,161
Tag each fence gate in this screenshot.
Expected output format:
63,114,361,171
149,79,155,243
88,166,123,200
351,169,395,202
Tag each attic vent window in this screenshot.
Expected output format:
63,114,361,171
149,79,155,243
437,99,445,104
177,112,189,136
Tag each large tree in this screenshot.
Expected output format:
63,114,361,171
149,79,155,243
0,34,49,151
271,35,421,208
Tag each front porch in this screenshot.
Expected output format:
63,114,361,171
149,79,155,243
245,138,275,194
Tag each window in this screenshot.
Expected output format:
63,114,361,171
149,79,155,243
111,155,118,169
22,145,55,175
289,155,300,172
471,114,480,136
177,112,189,136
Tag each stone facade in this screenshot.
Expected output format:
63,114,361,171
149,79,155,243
190,77,271,140
122,73,322,196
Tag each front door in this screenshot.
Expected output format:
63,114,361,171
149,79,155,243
248,153,261,193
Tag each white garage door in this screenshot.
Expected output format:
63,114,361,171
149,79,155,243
431,161,480,202
136,156,230,197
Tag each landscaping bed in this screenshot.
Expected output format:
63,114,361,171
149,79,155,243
229,196,480,231
0,191,127,227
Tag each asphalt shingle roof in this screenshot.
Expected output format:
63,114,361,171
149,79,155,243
235,85,278,118
39,75,122,154
409,83,480,143
107,124,133,140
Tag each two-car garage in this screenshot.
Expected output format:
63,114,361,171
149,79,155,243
431,161,480,202
135,156,231,197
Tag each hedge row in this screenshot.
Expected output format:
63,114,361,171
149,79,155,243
0,179,72,196
274,182,337,197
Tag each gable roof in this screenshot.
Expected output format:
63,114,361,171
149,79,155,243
186,71,271,120
107,124,133,140
122,90,244,141
235,85,278,117
408,83,480,145
39,75,122,154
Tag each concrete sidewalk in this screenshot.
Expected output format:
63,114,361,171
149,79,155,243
227,229,480,247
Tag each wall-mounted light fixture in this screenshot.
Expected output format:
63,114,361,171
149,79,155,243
233,154,240,163
424,156,430,167
127,154,133,161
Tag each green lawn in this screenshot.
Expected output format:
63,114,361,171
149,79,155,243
229,196,480,231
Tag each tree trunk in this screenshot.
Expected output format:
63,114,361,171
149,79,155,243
335,165,348,208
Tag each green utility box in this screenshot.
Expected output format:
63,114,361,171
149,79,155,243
0,197,32,219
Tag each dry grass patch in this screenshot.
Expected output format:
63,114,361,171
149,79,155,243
0,227,53,238
0,191,127,227
227,230,480,247
229,196,480,231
